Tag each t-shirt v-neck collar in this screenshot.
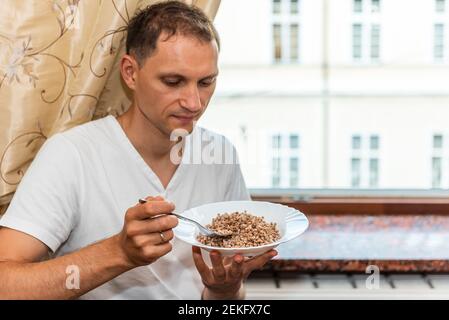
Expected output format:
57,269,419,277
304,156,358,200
105,115,190,194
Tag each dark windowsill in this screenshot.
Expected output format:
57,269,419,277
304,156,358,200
250,189,449,273
250,188,449,215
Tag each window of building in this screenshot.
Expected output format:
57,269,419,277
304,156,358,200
354,0,363,13
434,23,445,60
370,24,380,60
433,134,443,149
431,134,446,188
371,0,381,13
369,158,379,187
351,158,361,187
291,0,299,14
352,135,362,149
270,133,301,187
370,135,379,150
273,134,282,149
352,1,381,62
432,157,442,188
353,24,363,59
273,0,281,14
436,0,446,13
272,0,301,63
290,23,299,61
273,24,282,62
272,157,281,187
289,157,299,187
350,135,380,187
290,134,300,149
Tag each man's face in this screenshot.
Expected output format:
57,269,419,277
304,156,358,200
132,34,219,136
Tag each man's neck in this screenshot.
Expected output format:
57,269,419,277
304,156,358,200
116,104,176,161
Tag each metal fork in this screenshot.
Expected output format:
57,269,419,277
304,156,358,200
138,198,232,237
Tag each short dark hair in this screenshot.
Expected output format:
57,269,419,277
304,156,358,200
126,1,220,66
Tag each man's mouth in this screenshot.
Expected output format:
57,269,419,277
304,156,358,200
171,114,197,125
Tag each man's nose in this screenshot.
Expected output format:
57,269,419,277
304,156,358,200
180,85,202,112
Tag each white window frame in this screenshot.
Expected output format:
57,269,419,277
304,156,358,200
435,0,446,13
434,4,449,63
269,131,302,188
352,0,382,64
271,0,302,64
431,133,449,188
350,134,381,188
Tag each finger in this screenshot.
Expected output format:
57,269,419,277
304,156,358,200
223,255,234,266
192,246,212,283
128,200,175,221
143,241,173,260
125,215,178,236
243,250,277,274
210,251,226,283
136,196,160,206
131,230,174,247
144,195,165,201
229,254,244,279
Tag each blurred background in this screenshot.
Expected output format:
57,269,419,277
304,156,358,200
199,0,449,192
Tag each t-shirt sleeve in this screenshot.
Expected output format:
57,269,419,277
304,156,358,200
0,133,82,252
223,145,251,201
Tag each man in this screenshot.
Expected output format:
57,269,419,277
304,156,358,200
0,1,276,299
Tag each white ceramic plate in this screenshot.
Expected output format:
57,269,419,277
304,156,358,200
174,200,309,256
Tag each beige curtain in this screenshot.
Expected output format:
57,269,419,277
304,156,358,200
0,0,221,215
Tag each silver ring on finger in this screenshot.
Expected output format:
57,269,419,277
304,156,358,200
159,231,166,244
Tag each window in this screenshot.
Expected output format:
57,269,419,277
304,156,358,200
270,133,301,187
436,0,446,13
370,24,380,60
370,135,379,150
352,135,362,149
433,134,443,149
431,134,446,188
272,0,301,63
352,1,382,62
432,157,442,188
289,157,299,187
273,0,281,14
291,0,299,14
369,158,379,187
371,0,381,13
351,158,361,187
350,135,380,187
353,24,363,59
354,0,363,13
290,134,299,149
273,134,282,149
273,24,282,62
434,24,445,60
272,157,281,187
353,0,381,14
290,24,299,61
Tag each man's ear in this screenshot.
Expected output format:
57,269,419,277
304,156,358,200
120,54,138,90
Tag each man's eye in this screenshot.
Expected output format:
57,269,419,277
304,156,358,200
199,79,215,87
164,80,181,87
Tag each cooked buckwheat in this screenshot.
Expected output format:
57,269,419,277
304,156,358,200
196,211,280,248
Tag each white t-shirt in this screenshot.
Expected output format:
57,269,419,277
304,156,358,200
0,115,250,299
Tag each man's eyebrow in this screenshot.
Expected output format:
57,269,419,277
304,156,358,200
157,72,219,79
158,73,185,78
200,72,219,80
